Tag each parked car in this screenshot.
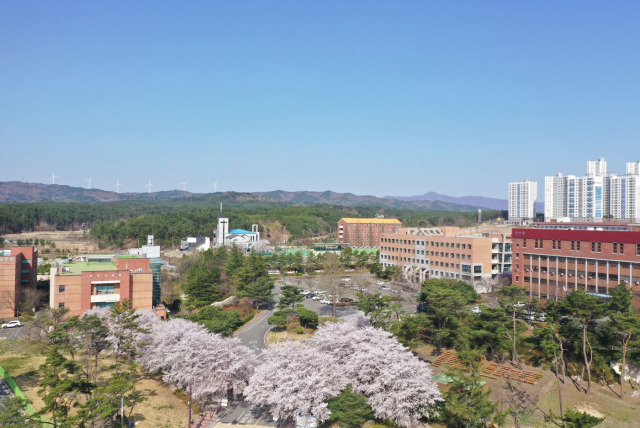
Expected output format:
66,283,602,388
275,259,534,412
319,299,332,305
379,285,389,290
375,280,385,286
306,294,317,299
315,290,327,295
340,297,354,303
311,295,321,300
470,306,482,314
1,320,21,328
300,290,310,295
514,302,526,307
342,277,351,282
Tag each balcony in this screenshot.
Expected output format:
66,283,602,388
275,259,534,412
90,293,121,303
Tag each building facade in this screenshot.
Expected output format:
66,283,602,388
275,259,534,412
0,246,38,318
545,158,640,222
508,179,537,223
337,218,402,248
50,254,153,317
379,227,512,286
511,224,640,307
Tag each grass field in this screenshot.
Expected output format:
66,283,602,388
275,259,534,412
0,337,188,427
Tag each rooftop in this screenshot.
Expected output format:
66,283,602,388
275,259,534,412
60,260,117,275
340,218,402,224
229,228,256,234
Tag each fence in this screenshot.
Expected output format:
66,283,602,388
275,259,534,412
0,365,39,418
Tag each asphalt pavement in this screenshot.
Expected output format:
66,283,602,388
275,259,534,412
0,325,27,339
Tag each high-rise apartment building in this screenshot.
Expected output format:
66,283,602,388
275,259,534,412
544,158,640,222
508,179,537,223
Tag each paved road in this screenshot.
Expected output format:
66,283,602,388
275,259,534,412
0,325,27,339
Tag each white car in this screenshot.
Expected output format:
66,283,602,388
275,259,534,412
320,299,332,305
375,280,385,286
300,290,310,295
1,320,21,328
470,306,482,314
342,277,351,282
311,295,321,300
315,290,327,295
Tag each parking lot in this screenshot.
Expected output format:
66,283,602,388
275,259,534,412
0,325,27,339
281,272,421,314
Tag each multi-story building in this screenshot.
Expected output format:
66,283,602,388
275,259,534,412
379,227,512,286
511,223,640,307
545,158,640,222
337,218,402,248
508,179,538,223
0,246,38,318
50,254,153,317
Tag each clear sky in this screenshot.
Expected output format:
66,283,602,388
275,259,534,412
1,1,639,199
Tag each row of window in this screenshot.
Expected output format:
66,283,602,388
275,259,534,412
380,238,474,250
381,247,471,260
517,239,640,256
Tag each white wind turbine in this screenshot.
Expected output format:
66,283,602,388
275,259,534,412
50,171,59,184
211,181,217,193
147,178,153,194
180,181,188,191
115,180,122,194
84,177,93,189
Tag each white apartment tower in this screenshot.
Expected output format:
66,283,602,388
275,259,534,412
508,179,537,223
544,158,640,222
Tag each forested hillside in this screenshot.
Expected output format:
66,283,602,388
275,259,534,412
0,199,504,247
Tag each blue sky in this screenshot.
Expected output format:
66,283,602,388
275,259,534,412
1,1,639,199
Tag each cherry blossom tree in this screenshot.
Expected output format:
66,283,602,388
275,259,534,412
312,318,442,427
137,317,255,425
244,340,344,422
246,316,441,427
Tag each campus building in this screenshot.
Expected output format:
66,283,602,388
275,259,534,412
337,218,402,248
50,254,153,317
511,223,640,307
0,246,38,318
508,179,537,223
379,227,512,286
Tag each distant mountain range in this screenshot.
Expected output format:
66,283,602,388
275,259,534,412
0,181,513,212
387,191,544,212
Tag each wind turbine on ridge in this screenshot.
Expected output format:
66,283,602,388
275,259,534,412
84,177,93,189
147,178,153,194
50,171,59,184
211,181,217,193
180,181,188,191
115,180,122,194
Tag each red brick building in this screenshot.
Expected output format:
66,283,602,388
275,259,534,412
337,218,402,248
0,246,38,319
512,224,640,307
50,255,153,317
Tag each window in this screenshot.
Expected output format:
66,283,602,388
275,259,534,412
571,241,575,251
473,265,482,273
552,240,556,249
59,285,65,293
620,244,624,255
597,242,601,253
613,243,618,253
58,302,65,308
637,244,640,256
523,239,527,248
577,241,581,251
468,244,472,250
